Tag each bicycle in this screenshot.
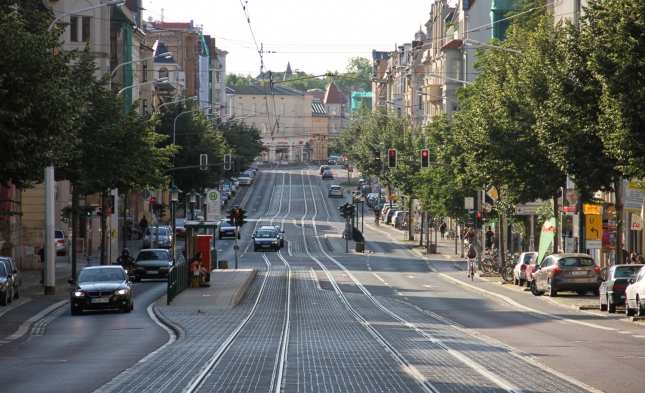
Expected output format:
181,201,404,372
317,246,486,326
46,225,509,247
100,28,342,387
374,214,380,227
467,257,477,280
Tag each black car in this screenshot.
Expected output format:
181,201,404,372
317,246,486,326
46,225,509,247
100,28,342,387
259,226,285,247
0,261,15,306
131,249,173,281
68,266,134,315
219,220,237,239
0,257,20,300
599,264,644,313
253,229,281,252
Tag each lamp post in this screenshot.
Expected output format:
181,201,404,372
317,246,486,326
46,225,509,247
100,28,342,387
118,77,168,96
154,96,197,113
43,0,125,296
169,185,182,263
427,72,473,85
186,189,199,221
111,52,172,78
174,107,212,147
201,191,208,226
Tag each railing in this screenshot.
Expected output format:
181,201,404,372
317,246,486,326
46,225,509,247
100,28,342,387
167,257,190,305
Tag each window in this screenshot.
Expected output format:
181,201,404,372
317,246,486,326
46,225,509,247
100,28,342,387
252,103,256,115
142,99,148,113
262,123,267,133
281,104,285,115
186,49,190,59
332,106,337,116
215,71,221,83
262,104,267,114
81,17,90,42
70,17,78,42
332,123,337,133
451,59,460,80
158,68,168,79
142,60,148,82
237,104,242,116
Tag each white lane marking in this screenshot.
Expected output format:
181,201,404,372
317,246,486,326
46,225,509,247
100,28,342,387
632,335,645,338
618,331,632,334
439,273,618,331
5,300,67,341
407,276,416,279
372,273,386,283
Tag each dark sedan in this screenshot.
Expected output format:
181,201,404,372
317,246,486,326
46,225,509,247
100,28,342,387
322,170,334,180
532,253,601,297
0,257,20,300
219,220,237,239
253,229,281,252
68,266,134,315
0,261,15,306
131,249,173,281
599,264,644,313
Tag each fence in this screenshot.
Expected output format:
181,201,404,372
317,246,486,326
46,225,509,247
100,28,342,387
167,257,190,305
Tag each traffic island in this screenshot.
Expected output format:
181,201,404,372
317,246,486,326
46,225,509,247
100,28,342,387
165,269,256,308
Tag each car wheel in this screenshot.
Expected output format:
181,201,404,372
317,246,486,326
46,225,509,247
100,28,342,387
576,290,588,296
638,296,645,317
71,306,82,316
530,280,543,296
626,299,636,316
600,294,608,311
123,302,133,313
219,234,222,240
547,280,557,297
254,248,258,252
134,276,141,282
592,288,600,297
281,240,284,247
608,296,616,313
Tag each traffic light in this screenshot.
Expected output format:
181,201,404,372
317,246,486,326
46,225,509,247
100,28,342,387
158,204,167,218
338,204,347,218
226,208,236,226
388,149,397,168
375,151,381,173
476,211,484,228
347,205,355,219
234,157,241,175
60,207,69,223
83,206,95,217
200,154,208,170
467,213,474,227
236,208,248,227
421,149,429,168
224,154,232,170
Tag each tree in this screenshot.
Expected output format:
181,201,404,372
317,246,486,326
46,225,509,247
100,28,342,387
328,56,372,92
0,0,78,190
218,120,266,170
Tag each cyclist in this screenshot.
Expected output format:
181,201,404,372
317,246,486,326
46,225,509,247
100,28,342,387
466,244,477,278
373,206,380,226
116,248,135,271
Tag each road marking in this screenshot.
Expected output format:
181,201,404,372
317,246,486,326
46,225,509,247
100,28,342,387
632,335,645,338
439,273,618,331
5,300,67,341
618,331,632,334
407,275,416,279
372,273,386,283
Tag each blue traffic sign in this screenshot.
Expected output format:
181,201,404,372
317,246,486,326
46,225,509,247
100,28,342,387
376,186,382,192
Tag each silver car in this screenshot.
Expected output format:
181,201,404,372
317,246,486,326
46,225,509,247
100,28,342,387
143,226,173,249
55,228,67,256
328,185,343,198
532,253,600,297
625,266,645,316
513,252,538,286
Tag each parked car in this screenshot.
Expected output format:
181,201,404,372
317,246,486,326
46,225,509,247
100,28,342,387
0,259,15,306
322,170,334,180
68,265,134,315
366,193,379,207
231,178,240,188
187,209,204,220
218,220,237,239
625,265,645,316
252,229,281,252
131,249,173,281
0,257,20,299
513,252,538,286
143,226,173,249
385,208,399,225
55,228,67,256
238,173,252,185
381,205,397,222
393,211,405,228
259,226,285,247
600,264,644,313
328,185,343,198
319,165,331,174
531,253,600,297
174,218,186,238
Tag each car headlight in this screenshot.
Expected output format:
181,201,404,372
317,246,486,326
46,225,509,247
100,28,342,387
114,289,129,295
73,291,85,297
273,241,279,244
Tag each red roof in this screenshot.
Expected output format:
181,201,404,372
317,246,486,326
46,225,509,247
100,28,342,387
324,82,341,104
441,39,463,50
151,21,191,30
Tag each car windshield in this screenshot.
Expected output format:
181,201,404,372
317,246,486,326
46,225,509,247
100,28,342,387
615,266,641,278
175,219,185,227
55,230,65,239
256,231,275,238
78,268,125,283
136,251,171,261
239,174,249,178
220,221,234,228
0,264,6,276
147,228,167,236
330,186,340,190
324,171,332,174
558,257,595,267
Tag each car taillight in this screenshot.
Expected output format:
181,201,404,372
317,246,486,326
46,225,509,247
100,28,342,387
552,265,562,274
520,264,527,271
613,284,627,291
594,265,601,273
57,239,64,243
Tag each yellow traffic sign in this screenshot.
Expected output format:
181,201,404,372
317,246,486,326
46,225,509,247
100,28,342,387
583,204,601,215
586,215,602,240
387,195,397,201
487,187,498,201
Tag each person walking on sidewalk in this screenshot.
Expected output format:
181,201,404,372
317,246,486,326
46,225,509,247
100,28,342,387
485,226,495,250
38,244,45,285
466,244,478,278
439,222,447,240
139,215,148,238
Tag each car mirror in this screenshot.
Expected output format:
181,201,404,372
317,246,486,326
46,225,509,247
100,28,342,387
129,275,136,282
281,231,285,233
628,279,635,284
68,278,76,284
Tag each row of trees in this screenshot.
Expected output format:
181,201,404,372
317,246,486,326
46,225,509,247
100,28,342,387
334,0,645,257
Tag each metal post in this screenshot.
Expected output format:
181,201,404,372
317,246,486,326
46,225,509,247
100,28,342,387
171,200,177,263
44,168,56,295
476,190,482,267
154,189,161,248
345,219,349,253
361,201,364,233
235,225,239,269
530,214,535,251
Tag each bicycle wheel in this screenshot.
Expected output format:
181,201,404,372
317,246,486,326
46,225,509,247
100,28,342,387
502,266,514,283
480,260,491,273
471,263,475,281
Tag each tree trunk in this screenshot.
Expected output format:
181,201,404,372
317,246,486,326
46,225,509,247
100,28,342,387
616,177,624,265
554,194,560,253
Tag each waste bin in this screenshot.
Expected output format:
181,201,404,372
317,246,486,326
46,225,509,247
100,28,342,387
217,260,229,269
428,244,437,254
355,242,365,253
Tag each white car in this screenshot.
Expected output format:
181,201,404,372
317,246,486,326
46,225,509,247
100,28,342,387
513,252,538,286
231,178,240,188
625,266,645,316
238,173,252,185
328,185,343,198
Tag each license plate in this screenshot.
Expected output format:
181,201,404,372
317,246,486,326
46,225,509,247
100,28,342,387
571,271,587,275
262,245,270,248
91,298,109,303
147,270,159,274
621,295,626,299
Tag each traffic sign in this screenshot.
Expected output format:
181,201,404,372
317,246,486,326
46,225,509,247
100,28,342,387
149,196,157,205
464,197,474,210
585,215,602,240
482,202,493,213
515,205,541,215
388,195,397,201
376,186,382,192
487,187,498,201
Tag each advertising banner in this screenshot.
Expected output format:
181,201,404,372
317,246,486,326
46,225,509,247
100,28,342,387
624,180,645,214
538,217,558,264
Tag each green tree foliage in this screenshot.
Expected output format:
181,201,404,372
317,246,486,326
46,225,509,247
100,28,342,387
329,56,372,92
0,0,78,189
226,73,256,86
218,120,266,170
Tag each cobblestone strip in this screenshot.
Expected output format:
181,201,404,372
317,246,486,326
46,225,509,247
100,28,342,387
108,271,267,393
375,296,593,393
284,267,423,393
195,266,289,393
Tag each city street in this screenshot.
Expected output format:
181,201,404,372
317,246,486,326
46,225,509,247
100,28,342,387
1,166,645,393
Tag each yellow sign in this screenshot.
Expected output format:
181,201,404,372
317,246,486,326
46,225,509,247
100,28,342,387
387,195,397,201
585,215,602,240
487,187,498,201
583,204,601,215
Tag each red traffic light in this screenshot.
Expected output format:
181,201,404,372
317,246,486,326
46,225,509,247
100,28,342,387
422,150,429,157
476,212,483,218
389,150,396,157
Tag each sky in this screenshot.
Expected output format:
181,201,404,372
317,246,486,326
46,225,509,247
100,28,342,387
142,0,458,76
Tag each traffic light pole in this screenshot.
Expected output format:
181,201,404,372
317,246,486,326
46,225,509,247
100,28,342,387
235,225,239,269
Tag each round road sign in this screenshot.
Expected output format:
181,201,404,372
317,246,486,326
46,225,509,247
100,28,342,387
149,196,157,205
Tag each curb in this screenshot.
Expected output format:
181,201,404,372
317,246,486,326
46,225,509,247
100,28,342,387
152,296,185,342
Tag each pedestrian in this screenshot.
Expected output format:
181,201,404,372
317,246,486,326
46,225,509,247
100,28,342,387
139,215,148,237
37,244,45,285
190,252,210,287
629,253,638,264
485,226,495,250
638,255,645,264
440,222,447,240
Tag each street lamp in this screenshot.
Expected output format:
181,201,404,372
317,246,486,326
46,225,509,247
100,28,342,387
118,77,168,96
427,72,473,85
186,189,199,221
44,0,126,296
111,52,173,78
168,185,182,263
201,192,208,222
174,107,211,146
155,96,198,113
